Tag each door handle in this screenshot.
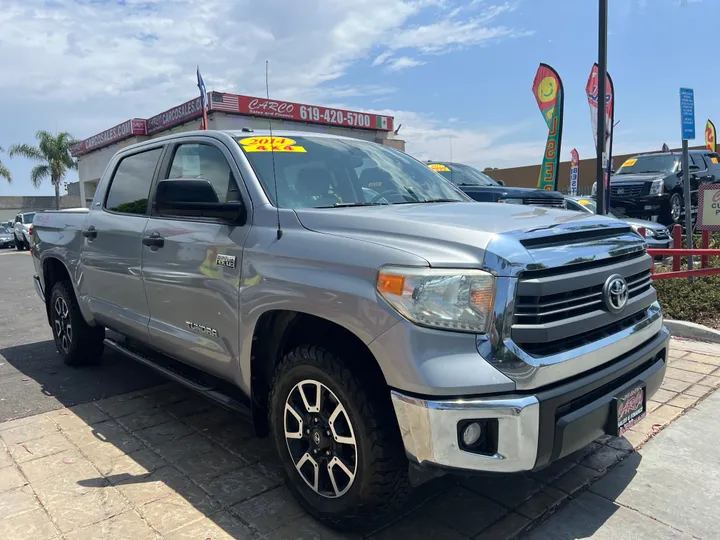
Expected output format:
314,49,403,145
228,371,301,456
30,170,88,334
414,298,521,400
82,226,97,239
142,234,164,248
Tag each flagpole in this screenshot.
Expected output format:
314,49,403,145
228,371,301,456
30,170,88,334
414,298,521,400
596,0,608,215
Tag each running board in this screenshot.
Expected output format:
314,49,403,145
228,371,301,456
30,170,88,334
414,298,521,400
104,338,252,420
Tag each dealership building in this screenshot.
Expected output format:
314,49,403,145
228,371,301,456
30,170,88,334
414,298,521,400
70,92,402,206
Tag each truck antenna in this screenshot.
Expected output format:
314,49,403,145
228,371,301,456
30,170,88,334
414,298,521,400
449,136,453,184
266,60,283,240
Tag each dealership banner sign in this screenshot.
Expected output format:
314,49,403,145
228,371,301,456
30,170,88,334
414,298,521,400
532,63,564,191
71,119,146,156
586,63,615,209
570,148,579,196
698,183,720,230
706,120,717,153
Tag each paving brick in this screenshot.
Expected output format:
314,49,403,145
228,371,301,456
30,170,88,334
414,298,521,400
580,445,631,472
33,461,107,507
134,419,195,447
43,486,128,533
162,396,216,419
516,486,568,520
369,509,467,540
51,404,110,431
19,449,89,483
420,487,508,537
95,394,155,419
264,515,357,540
629,405,683,438
116,408,174,433
473,512,531,540
0,418,58,446
605,436,634,452
670,339,720,356
0,414,49,433
0,443,12,469
551,464,603,495
138,492,212,535
63,420,140,454
0,486,41,520
647,400,662,413
462,473,545,509
200,463,280,507
152,432,215,463
114,465,186,507
668,393,702,409
0,507,58,540
647,388,677,403
670,359,716,375
566,441,603,463
700,374,720,388
685,384,713,397
165,510,256,540
0,466,27,493
173,446,247,482
142,383,193,407
231,486,305,534
63,509,157,540
683,352,720,366
660,378,692,394
664,367,706,384
529,456,576,484
100,447,168,482
622,429,649,449
9,432,73,464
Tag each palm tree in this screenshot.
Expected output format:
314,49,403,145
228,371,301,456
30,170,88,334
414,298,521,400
0,146,11,184
9,131,77,210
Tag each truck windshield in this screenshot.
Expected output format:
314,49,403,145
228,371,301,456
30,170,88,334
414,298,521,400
615,155,679,175
429,163,498,186
237,136,469,208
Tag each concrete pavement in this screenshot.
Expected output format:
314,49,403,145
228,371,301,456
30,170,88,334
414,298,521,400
525,386,720,539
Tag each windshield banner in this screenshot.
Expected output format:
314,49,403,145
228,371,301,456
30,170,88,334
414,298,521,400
570,149,579,196
532,63,564,191
706,120,716,153
586,63,615,210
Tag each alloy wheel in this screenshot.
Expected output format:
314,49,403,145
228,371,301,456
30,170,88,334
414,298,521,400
671,195,682,223
53,296,72,354
283,379,358,498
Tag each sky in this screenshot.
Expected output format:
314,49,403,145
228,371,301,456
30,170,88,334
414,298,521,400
0,0,715,196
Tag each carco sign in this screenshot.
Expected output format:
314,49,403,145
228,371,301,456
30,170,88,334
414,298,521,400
147,97,203,134
698,183,720,230
71,118,146,156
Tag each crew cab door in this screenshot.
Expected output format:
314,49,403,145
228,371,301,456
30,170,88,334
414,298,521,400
80,146,164,342
141,138,252,380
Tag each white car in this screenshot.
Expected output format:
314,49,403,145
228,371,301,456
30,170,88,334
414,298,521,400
13,211,35,251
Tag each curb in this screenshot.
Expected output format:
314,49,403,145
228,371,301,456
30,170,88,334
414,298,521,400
665,319,720,344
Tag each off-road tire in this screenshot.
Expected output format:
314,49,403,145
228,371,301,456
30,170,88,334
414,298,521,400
49,281,105,366
269,345,410,531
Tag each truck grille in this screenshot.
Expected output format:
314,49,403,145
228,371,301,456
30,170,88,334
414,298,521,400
511,251,657,356
522,198,564,208
611,183,645,198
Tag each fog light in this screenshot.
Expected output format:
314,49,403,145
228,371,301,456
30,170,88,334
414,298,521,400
461,422,483,447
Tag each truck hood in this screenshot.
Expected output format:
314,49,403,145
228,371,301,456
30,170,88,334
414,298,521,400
458,185,563,199
611,173,665,184
294,202,633,271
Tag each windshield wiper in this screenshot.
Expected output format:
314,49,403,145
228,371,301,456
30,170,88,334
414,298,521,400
315,202,388,208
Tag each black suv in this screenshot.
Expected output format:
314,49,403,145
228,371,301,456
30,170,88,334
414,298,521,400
598,150,720,225
427,161,565,208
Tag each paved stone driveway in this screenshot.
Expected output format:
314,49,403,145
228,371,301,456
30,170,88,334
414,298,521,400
1,338,719,540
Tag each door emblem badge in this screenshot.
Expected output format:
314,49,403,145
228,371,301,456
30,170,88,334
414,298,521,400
603,274,629,314
215,254,236,268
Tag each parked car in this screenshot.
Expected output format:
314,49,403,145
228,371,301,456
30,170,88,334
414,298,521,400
32,130,668,529
426,161,565,208
591,149,720,225
13,211,35,250
0,226,15,249
564,196,672,259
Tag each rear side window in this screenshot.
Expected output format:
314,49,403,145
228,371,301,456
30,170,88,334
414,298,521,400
691,154,707,170
105,148,163,215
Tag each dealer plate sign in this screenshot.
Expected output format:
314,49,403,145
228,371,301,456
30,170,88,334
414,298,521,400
698,183,720,231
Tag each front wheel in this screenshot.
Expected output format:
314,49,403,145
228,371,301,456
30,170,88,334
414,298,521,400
269,345,410,530
664,192,683,225
49,281,105,366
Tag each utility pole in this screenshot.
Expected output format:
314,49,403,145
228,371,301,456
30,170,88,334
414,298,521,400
596,0,609,215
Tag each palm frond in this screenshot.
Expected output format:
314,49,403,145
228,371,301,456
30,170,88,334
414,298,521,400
0,161,11,184
8,143,44,162
30,164,50,188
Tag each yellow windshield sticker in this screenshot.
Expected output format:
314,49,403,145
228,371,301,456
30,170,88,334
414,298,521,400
622,158,637,168
238,136,306,153
712,157,719,164
578,199,592,205
428,163,451,172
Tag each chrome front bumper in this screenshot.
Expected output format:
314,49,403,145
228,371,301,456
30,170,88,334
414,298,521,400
391,392,540,473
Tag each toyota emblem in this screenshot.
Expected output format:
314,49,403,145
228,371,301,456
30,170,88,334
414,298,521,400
603,274,629,314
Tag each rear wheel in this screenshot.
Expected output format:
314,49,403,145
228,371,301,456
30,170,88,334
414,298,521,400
269,345,410,530
49,281,105,366
664,192,683,225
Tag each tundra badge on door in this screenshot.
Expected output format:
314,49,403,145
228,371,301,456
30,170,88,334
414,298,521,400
216,254,236,268
186,322,219,337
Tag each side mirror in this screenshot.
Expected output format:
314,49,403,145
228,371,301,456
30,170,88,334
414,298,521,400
154,179,246,224
689,165,700,173
496,179,505,186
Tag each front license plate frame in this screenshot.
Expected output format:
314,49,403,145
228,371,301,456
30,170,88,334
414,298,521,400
611,385,646,436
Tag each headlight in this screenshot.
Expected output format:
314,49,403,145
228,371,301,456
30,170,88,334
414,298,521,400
377,267,496,333
649,179,664,195
497,198,524,204
591,182,597,197
631,224,656,237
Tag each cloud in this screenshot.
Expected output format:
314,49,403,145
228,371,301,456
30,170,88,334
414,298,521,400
386,56,427,71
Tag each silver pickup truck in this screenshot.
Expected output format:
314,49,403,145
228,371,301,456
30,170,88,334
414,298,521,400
31,129,668,529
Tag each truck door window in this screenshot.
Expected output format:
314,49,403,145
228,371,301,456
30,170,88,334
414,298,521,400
105,148,163,215
167,144,241,203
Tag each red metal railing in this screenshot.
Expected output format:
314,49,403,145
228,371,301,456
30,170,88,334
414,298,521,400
644,225,720,279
